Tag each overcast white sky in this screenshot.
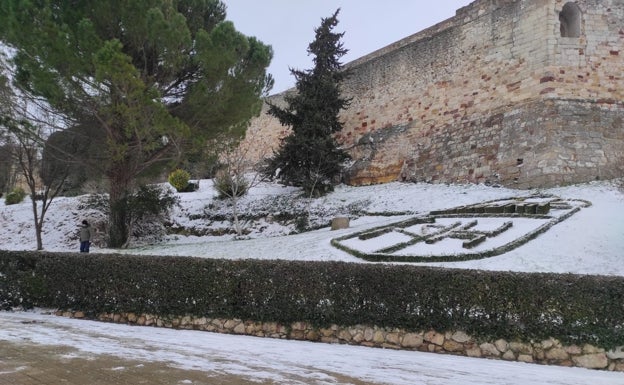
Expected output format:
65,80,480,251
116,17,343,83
224,1,474,94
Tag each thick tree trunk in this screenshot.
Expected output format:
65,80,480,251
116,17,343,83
107,172,130,248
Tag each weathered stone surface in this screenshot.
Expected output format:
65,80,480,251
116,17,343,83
466,347,482,357
233,323,246,334
373,331,385,344
331,217,350,230
451,331,471,343
480,343,500,357
193,317,208,327
424,331,445,346
443,340,464,353
494,339,509,353
573,353,609,369
546,348,569,361
306,330,320,341
612,361,624,372
244,0,624,189
385,332,400,346
402,333,424,348
352,331,365,343
180,315,192,327
509,342,532,355
338,329,352,342
565,345,582,355
583,344,605,354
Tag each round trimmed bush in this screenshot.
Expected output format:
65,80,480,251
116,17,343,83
168,169,191,192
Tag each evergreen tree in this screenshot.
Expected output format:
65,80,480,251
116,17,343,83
265,9,350,197
0,0,273,247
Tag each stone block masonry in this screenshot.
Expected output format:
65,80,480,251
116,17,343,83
59,310,624,372
243,0,624,188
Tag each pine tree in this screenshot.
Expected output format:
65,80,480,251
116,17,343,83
0,0,273,247
265,9,350,197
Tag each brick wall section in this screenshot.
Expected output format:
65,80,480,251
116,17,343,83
243,0,624,188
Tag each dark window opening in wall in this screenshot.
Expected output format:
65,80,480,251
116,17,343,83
559,2,581,38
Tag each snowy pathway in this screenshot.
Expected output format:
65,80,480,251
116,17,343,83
1,311,622,385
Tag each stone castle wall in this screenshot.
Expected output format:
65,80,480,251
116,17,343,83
244,0,624,188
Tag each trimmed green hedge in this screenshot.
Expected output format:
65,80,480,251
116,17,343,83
1,250,623,348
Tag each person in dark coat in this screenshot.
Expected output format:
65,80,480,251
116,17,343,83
79,220,92,253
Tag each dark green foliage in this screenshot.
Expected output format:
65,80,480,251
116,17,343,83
0,253,47,310
0,0,273,247
41,120,106,195
168,169,191,192
4,186,26,205
181,181,199,193
294,213,310,233
126,184,179,222
264,9,351,197
2,250,623,349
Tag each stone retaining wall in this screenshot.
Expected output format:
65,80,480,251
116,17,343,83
58,310,624,372
242,0,624,188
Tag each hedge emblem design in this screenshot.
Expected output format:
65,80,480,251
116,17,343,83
331,195,590,263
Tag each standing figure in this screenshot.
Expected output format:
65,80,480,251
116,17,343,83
79,220,92,253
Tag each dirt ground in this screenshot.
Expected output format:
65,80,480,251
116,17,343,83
0,340,241,384
0,340,368,385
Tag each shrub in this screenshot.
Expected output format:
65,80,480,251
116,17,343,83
168,169,191,192
214,170,248,199
3,252,624,349
5,187,26,205
180,181,199,193
126,185,180,243
128,185,179,220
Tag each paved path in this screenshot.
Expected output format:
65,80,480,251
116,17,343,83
1,311,623,385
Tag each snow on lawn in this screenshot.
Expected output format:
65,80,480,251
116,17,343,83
1,178,623,275
1,310,623,385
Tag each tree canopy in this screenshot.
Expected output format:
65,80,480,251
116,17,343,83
0,0,273,247
264,9,350,197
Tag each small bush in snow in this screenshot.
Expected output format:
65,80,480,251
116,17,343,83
168,169,191,192
214,170,249,199
5,187,26,205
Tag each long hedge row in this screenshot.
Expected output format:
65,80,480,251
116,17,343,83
1,250,623,348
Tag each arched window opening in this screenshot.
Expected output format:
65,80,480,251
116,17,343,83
559,2,581,38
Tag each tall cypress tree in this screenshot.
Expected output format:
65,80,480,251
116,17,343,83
265,9,350,197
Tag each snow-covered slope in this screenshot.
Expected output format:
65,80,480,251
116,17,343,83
1,178,623,276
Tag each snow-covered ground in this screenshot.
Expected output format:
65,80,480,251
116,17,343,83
1,178,624,384
1,178,623,275
1,310,623,385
